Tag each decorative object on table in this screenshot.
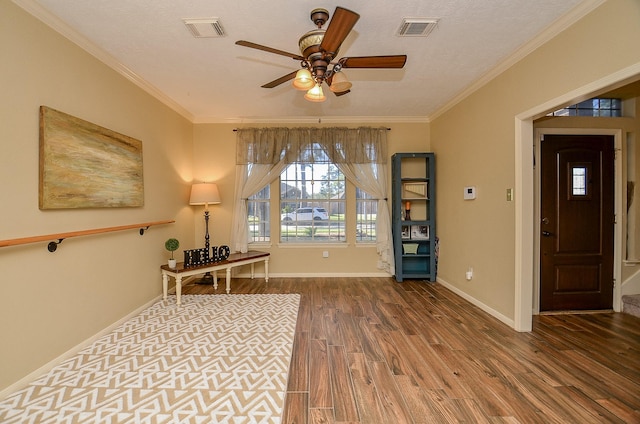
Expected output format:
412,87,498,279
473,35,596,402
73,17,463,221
402,243,419,254
39,106,143,209
212,245,231,262
402,182,428,199
404,201,411,221
411,225,429,239
183,245,230,268
184,247,210,267
164,238,180,268
189,182,221,283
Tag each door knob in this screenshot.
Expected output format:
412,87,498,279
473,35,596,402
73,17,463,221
542,231,551,237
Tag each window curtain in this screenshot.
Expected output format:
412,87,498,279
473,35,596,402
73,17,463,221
231,127,395,274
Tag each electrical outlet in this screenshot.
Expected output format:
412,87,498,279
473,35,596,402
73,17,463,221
323,251,329,258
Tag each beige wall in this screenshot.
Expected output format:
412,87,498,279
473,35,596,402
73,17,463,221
193,122,430,275
0,2,195,392
431,0,640,320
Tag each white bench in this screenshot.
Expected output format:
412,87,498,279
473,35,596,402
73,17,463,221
160,250,270,306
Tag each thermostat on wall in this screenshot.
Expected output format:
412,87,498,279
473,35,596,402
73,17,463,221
464,186,476,200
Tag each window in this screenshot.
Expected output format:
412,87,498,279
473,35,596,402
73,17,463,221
572,166,587,196
356,188,377,243
569,162,591,200
280,144,345,243
234,127,394,273
548,98,622,117
247,185,270,242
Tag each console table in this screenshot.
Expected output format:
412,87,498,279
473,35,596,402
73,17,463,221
160,250,270,305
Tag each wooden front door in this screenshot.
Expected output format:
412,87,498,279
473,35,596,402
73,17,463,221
540,134,615,311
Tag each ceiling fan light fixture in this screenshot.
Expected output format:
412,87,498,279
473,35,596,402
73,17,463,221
304,84,326,102
292,68,314,90
330,71,352,92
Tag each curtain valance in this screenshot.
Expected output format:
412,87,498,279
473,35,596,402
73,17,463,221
236,127,388,165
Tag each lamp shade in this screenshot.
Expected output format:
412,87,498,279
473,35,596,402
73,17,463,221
292,69,314,90
330,71,352,93
189,183,221,206
304,84,326,102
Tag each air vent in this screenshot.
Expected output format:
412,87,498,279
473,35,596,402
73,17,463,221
397,18,439,37
183,18,226,38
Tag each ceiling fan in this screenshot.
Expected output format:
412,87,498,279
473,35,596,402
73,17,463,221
235,6,407,102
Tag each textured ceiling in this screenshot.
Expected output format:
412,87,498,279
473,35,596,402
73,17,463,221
17,0,591,123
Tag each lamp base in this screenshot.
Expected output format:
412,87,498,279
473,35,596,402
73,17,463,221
195,272,216,285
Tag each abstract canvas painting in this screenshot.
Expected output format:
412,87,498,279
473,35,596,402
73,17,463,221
39,106,143,209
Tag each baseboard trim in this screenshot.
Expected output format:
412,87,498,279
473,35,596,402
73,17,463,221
436,277,515,329
0,295,163,400
234,272,392,278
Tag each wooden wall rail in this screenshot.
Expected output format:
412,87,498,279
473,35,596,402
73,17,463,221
0,220,175,251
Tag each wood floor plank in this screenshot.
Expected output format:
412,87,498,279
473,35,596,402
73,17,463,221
309,408,332,424
368,360,413,422
283,392,309,424
328,345,359,422
554,385,628,424
448,398,493,424
354,318,385,362
347,353,389,423
288,331,309,392
393,376,454,424
512,371,606,423
309,339,332,408
335,310,362,354
405,334,472,399
596,397,640,424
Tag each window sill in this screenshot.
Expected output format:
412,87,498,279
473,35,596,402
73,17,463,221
248,242,273,249
277,242,349,249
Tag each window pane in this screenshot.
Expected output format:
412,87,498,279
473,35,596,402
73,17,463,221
356,188,377,243
247,185,270,243
572,167,587,196
280,143,345,243
548,97,622,117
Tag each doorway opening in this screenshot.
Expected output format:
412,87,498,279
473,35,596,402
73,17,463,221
513,63,640,332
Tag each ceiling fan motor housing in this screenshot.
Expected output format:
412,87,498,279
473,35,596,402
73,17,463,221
310,8,329,27
298,29,327,59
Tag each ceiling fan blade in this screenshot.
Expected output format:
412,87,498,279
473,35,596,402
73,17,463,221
261,71,298,88
320,7,360,56
333,89,351,97
236,40,305,61
341,55,407,68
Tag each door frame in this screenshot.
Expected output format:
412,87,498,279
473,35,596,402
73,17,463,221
533,128,622,315
513,62,640,331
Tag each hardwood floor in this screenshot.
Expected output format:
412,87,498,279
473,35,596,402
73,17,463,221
182,277,640,423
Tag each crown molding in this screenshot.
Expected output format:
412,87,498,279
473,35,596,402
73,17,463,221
13,0,195,122
428,0,606,122
192,115,430,124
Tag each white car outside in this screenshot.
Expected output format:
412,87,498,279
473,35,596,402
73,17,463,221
281,207,329,222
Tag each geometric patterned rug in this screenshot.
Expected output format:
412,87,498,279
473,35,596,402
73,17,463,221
0,294,300,423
